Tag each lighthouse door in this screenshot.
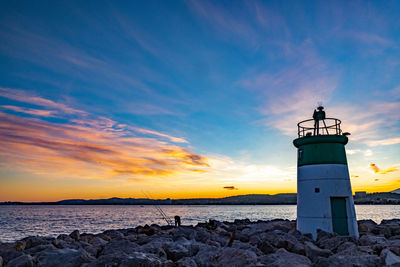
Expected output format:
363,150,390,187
330,197,349,235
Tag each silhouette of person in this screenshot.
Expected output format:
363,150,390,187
174,215,181,227
313,106,326,135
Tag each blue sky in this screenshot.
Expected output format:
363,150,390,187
0,0,400,200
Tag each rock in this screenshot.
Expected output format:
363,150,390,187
94,233,111,242
194,246,221,266
304,241,332,262
13,241,26,252
316,229,335,242
336,241,357,253
163,238,191,261
100,239,139,256
0,256,3,267
138,225,157,236
22,236,52,249
103,229,125,240
260,248,312,266
136,240,167,259
79,233,95,243
85,253,124,266
0,243,23,264
209,247,258,266
359,234,387,246
118,252,163,267
163,259,174,267
382,219,400,225
258,239,275,254
372,225,392,238
358,220,377,233
176,257,198,267
6,254,33,267
89,237,107,248
57,234,74,243
192,228,210,243
36,248,95,267
69,230,80,241
25,244,56,254
381,248,400,266
317,236,355,252
318,253,382,267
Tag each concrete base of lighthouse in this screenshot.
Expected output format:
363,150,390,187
297,164,359,239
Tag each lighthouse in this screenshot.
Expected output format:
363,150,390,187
293,106,359,239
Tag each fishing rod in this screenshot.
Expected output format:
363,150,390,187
142,190,172,226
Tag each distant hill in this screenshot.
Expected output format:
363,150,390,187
2,192,400,205
391,188,400,194
1,194,297,205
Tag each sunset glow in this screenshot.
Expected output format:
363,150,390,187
1,1,400,201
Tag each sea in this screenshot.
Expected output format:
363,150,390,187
1,205,399,243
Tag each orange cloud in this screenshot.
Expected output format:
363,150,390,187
369,163,399,175
0,89,209,180
1,105,56,117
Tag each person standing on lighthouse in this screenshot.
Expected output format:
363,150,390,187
294,106,359,239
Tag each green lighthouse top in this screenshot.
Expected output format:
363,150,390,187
296,106,349,138
294,106,350,165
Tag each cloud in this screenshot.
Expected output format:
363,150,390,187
129,127,188,143
0,89,208,180
369,163,399,175
366,137,400,147
347,149,373,156
223,186,238,190
241,39,338,136
0,105,56,117
0,87,85,115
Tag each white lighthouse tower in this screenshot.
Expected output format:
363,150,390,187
293,106,359,239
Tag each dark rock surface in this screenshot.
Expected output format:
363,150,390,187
1,219,400,266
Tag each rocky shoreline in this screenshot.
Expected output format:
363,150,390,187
1,219,400,266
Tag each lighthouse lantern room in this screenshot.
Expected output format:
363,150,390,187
293,106,359,239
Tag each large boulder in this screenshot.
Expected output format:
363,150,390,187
69,230,80,241
135,240,167,259
100,239,139,256
119,252,163,267
88,237,107,248
176,257,198,267
316,253,381,267
358,220,377,233
381,248,400,267
259,248,312,267
0,243,23,265
22,236,52,249
359,234,387,246
36,248,95,267
163,237,202,262
304,241,332,262
208,247,258,267
102,229,125,240
25,244,56,255
317,235,356,252
5,254,33,267
194,247,221,267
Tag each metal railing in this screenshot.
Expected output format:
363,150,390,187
297,118,342,138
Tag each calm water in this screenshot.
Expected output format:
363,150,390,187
0,205,399,242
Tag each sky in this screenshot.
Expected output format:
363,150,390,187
0,0,400,201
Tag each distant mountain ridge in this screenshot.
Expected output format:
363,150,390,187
391,188,400,194
1,194,297,205
2,192,400,205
